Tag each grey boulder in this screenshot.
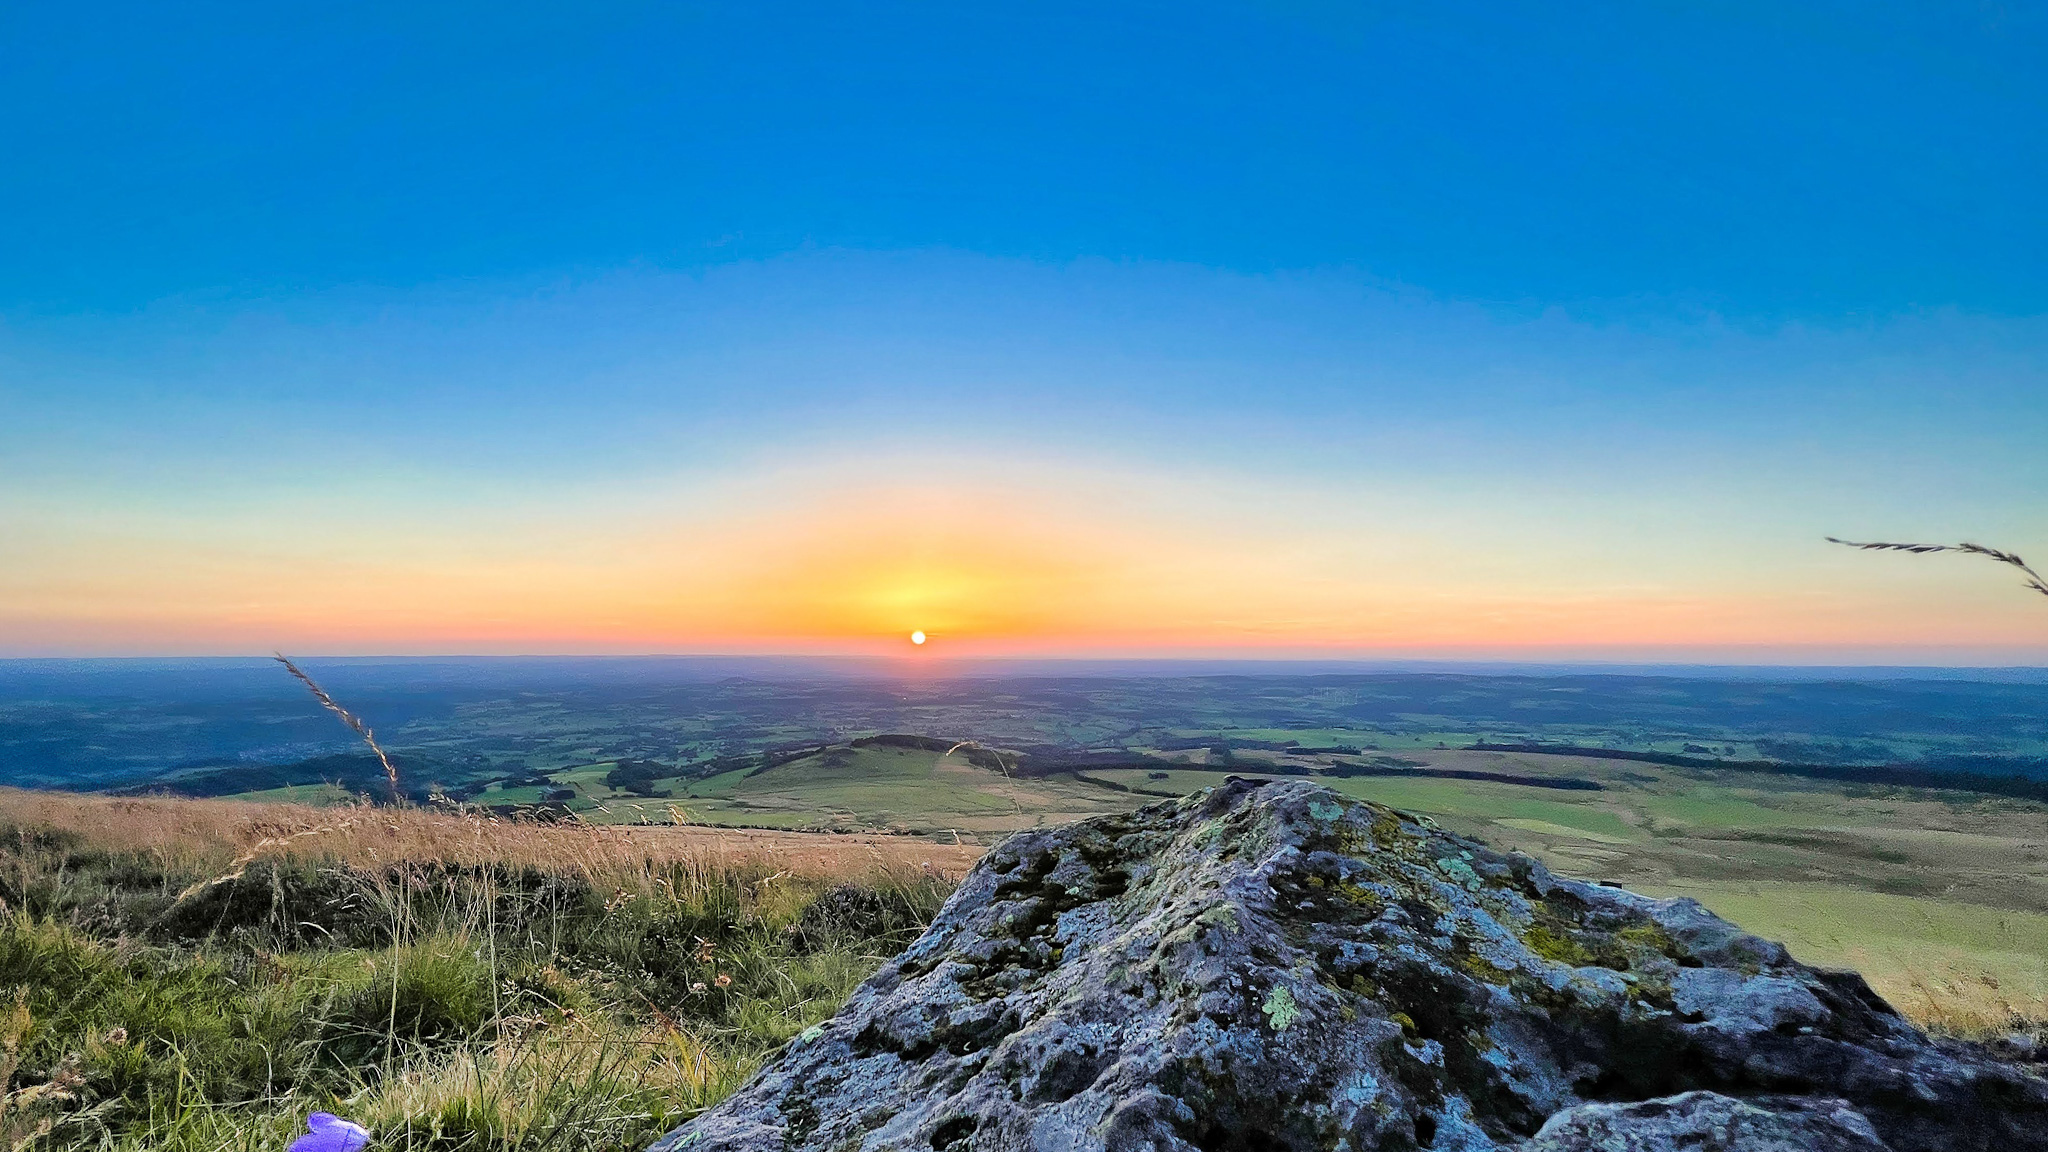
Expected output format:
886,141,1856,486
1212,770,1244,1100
1526,1091,1889,1151
652,778,2047,1151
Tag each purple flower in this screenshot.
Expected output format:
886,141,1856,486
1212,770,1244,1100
289,1113,370,1152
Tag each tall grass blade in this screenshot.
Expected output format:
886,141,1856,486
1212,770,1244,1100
1826,536,2048,600
274,654,404,800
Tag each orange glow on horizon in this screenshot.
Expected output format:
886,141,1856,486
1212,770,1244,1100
5,466,2046,660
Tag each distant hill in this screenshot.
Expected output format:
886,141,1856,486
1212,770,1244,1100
113,752,468,804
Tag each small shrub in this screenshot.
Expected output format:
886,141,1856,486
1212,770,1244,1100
149,862,372,947
332,938,497,1061
793,885,931,950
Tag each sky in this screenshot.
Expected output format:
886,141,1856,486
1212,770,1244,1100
2,1,2045,661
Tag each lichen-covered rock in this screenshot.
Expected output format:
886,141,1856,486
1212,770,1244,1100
1526,1092,1889,1151
651,778,2048,1152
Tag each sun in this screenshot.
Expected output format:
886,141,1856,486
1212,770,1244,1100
909,630,927,645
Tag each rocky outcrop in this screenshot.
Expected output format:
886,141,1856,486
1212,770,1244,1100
1524,1092,1889,1151
651,778,2048,1151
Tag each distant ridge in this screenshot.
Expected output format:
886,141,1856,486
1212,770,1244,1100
1470,742,2048,803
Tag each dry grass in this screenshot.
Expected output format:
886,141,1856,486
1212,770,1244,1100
274,654,403,800
0,787,982,891
1827,536,2048,600
358,1015,744,1146
0,993,87,1152
1886,967,2048,1042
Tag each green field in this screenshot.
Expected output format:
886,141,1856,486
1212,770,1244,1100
456,745,1128,835
211,782,358,805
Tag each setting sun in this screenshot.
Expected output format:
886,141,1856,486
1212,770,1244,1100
910,631,927,645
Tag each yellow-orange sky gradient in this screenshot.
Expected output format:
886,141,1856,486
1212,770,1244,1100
7,451,2044,661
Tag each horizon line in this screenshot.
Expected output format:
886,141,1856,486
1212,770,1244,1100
6,652,2048,674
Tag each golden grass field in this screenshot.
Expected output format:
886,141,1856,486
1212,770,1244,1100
0,787,982,886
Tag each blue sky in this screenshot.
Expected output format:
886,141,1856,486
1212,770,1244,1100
2,2,2044,658
5,2,2044,315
